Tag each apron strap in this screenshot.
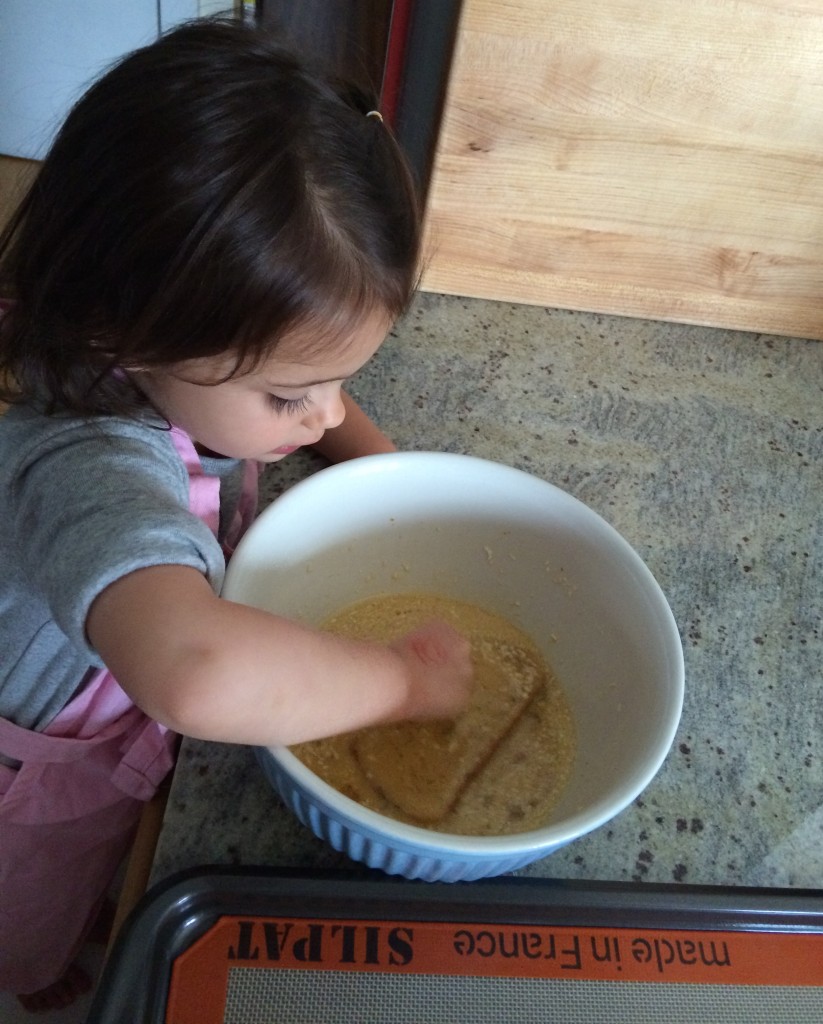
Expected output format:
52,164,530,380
0,705,145,764
169,425,221,537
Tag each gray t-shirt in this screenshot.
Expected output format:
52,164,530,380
0,403,244,731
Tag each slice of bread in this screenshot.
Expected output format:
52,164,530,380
352,636,546,823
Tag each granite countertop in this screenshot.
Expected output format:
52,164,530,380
149,292,822,891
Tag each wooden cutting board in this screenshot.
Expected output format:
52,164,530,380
420,0,823,339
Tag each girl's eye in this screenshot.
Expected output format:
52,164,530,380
268,393,311,415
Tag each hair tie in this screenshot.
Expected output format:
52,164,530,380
365,110,384,123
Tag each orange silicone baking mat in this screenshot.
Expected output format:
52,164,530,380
89,869,823,1023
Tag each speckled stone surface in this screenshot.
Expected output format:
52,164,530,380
150,293,822,890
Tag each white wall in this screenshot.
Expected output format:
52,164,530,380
0,1,204,159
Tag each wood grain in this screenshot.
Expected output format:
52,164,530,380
420,0,823,338
107,779,172,957
0,155,38,232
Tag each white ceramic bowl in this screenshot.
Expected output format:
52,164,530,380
223,452,684,882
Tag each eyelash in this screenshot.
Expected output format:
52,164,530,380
268,393,312,415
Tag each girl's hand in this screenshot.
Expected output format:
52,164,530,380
390,620,473,722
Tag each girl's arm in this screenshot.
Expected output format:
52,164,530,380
311,391,396,463
87,563,472,746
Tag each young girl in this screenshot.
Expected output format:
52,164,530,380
0,19,472,1011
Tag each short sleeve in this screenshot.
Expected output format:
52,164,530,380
9,414,226,661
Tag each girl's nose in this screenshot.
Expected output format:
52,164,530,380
304,385,346,431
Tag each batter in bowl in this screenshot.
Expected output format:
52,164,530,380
292,593,576,835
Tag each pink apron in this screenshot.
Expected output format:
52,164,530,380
0,426,258,994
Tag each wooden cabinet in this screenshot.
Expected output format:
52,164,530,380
421,0,823,338
259,1,393,94
260,1,462,195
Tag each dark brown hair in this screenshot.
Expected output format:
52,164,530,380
0,19,421,414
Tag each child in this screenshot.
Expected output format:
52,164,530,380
0,19,472,1011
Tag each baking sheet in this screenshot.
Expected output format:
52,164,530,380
88,868,823,1023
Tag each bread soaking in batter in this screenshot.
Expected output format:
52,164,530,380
291,593,576,835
